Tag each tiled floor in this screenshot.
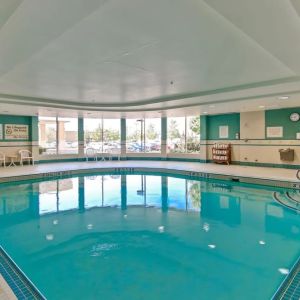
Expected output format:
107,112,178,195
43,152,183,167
0,161,299,183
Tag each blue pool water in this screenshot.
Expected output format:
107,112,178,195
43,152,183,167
0,173,299,300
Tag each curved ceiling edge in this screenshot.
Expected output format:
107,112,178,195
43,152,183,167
1,89,300,113
0,75,299,109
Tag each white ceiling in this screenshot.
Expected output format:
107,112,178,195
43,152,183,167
0,0,300,117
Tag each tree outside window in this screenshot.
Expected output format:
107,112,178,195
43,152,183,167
167,116,200,153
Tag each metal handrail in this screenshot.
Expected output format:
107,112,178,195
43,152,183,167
297,169,300,180
273,192,300,212
286,192,300,204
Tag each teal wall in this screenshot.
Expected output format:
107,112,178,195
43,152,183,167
31,117,39,141
265,107,300,140
0,115,33,141
78,118,84,142
200,115,208,140
206,113,240,140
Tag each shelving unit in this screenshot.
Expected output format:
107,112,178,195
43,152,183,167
212,143,231,165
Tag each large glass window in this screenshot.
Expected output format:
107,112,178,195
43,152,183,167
126,118,161,153
167,116,200,153
84,118,103,152
167,117,185,153
38,117,57,155
39,117,78,155
58,118,78,154
186,116,201,153
103,119,121,153
84,118,120,153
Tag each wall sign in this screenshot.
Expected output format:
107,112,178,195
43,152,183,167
219,126,229,139
266,126,283,138
4,124,29,140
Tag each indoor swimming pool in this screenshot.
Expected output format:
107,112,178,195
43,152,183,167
0,173,299,300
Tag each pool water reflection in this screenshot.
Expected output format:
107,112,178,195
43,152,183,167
0,174,299,300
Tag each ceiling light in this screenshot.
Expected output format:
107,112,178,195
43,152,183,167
278,96,289,100
259,105,265,109
203,111,208,114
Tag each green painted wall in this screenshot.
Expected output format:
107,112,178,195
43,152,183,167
0,115,33,141
78,118,84,142
200,115,208,140
31,117,39,141
206,113,240,140
265,107,300,140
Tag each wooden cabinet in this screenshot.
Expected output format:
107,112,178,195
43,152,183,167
212,144,231,165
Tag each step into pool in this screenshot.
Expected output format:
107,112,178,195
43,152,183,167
0,173,299,299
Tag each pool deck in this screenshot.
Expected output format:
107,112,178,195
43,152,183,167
0,160,299,185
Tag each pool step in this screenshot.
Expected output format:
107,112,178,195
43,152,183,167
0,247,45,300
273,256,300,300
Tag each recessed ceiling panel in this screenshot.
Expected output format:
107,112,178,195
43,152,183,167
0,0,296,108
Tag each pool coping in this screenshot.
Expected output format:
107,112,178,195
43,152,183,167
0,164,300,190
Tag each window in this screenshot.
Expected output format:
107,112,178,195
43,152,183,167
103,119,121,153
84,118,102,152
186,116,201,153
167,116,200,153
126,118,161,153
145,118,161,153
39,117,57,155
39,117,78,155
58,118,78,154
84,118,120,153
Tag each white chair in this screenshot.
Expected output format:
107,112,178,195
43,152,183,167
109,148,121,161
19,150,34,166
0,152,6,167
85,148,98,161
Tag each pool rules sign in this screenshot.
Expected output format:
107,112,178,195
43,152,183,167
4,124,29,140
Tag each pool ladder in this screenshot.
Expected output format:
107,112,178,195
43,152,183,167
273,191,300,212
297,169,300,181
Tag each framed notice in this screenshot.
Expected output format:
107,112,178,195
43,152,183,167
4,124,29,140
266,126,283,138
0,124,2,140
219,126,229,139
